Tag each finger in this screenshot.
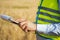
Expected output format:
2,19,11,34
16,18,26,22
22,24,26,29
21,24,28,32
24,26,28,32
20,21,27,27
25,28,28,32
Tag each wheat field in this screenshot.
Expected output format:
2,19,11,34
0,0,40,40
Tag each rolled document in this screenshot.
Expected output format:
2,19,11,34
0,14,19,25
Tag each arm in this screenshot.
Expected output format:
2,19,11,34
37,23,60,35
16,18,60,36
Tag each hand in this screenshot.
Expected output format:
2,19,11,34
16,18,36,32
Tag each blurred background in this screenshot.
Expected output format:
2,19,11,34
0,0,40,40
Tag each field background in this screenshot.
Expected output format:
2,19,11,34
0,0,40,40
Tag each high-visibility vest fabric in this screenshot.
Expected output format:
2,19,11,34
36,0,60,40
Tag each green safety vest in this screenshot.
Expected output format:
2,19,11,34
36,0,60,40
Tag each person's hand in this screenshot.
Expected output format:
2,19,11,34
16,18,36,32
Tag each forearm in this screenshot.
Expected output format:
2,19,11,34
36,23,60,35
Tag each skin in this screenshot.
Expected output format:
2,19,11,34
16,18,36,32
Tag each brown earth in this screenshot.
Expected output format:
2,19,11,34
0,0,40,40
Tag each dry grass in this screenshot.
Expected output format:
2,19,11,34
0,0,40,40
